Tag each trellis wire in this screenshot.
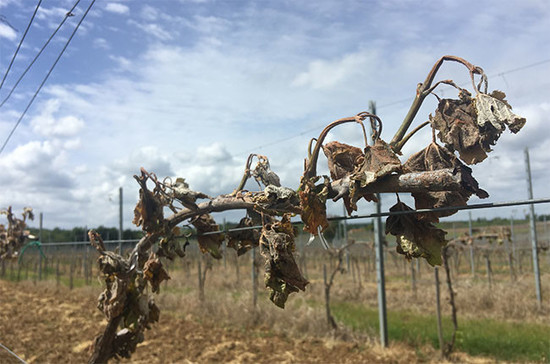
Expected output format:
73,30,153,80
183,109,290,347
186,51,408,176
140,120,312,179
200,197,550,236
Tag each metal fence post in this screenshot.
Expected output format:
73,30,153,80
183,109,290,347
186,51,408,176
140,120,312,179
524,148,542,307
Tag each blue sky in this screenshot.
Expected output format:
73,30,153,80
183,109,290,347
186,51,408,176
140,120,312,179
1,0,550,229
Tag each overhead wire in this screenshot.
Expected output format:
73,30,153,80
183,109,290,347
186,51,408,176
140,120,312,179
0,0,42,92
0,0,83,109
0,0,96,156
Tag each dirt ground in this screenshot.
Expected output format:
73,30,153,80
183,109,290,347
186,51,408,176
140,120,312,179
0,280,436,364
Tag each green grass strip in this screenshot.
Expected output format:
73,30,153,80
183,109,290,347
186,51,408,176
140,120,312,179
331,301,550,362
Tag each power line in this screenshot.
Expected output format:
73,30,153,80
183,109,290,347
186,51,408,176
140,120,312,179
0,0,82,109
0,0,42,91
0,0,96,156
235,58,550,157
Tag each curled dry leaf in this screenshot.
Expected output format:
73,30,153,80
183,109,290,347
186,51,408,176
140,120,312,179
157,226,187,260
168,178,209,210
259,214,309,308
143,254,171,293
226,216,260,256
323,141,364,180
430,89,526,164
252,155,281,187
133,171,164,234
298,176,330,235
404,142,488,222
98,277,128,319
348,139,400,212
385,201,447,266
191,214,224,259
0,206,34,259
323,141,375,215
252,185,300,213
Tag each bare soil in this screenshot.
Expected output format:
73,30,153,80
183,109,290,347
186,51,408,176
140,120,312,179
0,280,427,364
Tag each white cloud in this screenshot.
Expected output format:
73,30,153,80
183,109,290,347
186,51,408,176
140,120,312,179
93,37,110,49
140,5,159,21
292,50,377,90
105,3,129,15
30,100,85,139
196,143,232,163
2,0,550,228
0,21,16,40
130,21,173,41
109,55,131,70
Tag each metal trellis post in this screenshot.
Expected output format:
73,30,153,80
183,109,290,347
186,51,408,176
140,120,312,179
524,147,542,307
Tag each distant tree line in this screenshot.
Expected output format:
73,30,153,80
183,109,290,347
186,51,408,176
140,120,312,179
26,226,144,243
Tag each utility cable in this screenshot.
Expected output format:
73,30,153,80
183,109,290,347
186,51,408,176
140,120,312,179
0,0,82,109
0,0,42,91
0,0,96,156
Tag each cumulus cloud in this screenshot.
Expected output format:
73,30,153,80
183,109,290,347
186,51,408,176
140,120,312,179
93,37,110,49
0,21,16,40
30,100,85,139
112,146,175,178
2,0,550,228
130,21,173,41
292,50,377,90
0,140,75,191
105,3,130,15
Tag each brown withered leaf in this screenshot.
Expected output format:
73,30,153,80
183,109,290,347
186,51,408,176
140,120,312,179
259,214,309,308
352,139,402,187
252,185,300,213
475,91,526,134
169,178,209,210
385,201,447,266
191,214,224,259
157,226,187,260
322,141,375,215
98,277,128,320
133,172,164,233
226,216,260,256
143,254,171,293
322,141,364,180
252,156,281,187
348,139,400,211
430,89,526,165
298,176,329,235
404,142,488,222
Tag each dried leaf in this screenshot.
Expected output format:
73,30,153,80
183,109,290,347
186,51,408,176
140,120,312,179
253,185,300,213
322,141,364,180
348,139,400,212
430,89,526,164
298,176,329,235
475,91,526,134
404,142,488,222
259,214,309,308
252,156,281,187
143,254,171,293
169,178,209,210
157,226,187,260
323,141,374,214
133,173,164,233
98,277,128,319
191,214,224,259
226,216,260,256
385,201,447,266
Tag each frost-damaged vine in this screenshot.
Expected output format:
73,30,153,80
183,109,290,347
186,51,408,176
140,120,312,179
0,206,34,260
87,55,526,363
